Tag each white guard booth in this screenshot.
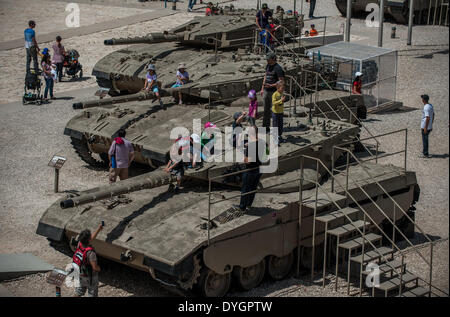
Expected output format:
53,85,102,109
308,41,398,109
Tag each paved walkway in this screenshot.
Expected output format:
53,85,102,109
0,0,235,52
0,9,177,51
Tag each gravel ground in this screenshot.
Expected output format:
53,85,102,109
0,0,153,42
0,12,203,104
0,0,448,297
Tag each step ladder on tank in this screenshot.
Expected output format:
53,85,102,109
296,145,447,297
276,65,447,297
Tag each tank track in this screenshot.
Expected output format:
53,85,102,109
71,136,109,169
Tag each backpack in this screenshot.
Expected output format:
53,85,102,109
72,242,94,277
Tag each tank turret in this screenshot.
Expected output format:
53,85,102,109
104,16,256,49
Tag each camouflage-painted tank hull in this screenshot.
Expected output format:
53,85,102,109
36,159,419,296
92,43,304,100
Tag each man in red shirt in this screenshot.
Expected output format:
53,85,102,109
309,24,318,36
352,72,363,94
205,2,213,16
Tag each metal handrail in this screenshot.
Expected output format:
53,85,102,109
332,146,434,296
269,32,306,60
334,146,432,246
284,73,377,159
303,70,381,149
298,154,442,295
334,128,407,168
204,149,440,295
284,74,344,121
299,155,407,284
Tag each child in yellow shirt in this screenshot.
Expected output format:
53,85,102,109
271,81,285,143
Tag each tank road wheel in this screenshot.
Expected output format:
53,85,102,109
234,260,266,291
71,136,109,169
199,268,231,297
267,253,294,280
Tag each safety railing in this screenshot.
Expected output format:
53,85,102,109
285,73,346,120
333,128,408,175
427,0,450,25
299,153,442,297
284,72,379,160
255,16,329,60
298,155,402,295
330,146,439,296
203,140,443,296
205,153,312,245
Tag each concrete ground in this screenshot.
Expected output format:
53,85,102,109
0,0,448,297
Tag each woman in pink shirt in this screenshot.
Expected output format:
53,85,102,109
52,36,66,82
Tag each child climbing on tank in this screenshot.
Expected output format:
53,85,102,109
171,63,189,105
143,64,163,106
248,89,258,119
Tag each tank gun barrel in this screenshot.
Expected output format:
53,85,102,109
73,88,180,109
60,169,171,209
104,33,185,45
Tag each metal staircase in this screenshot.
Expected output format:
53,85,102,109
297,151,447,297
312,195,427,297
203,32,447,296
268,61,446,297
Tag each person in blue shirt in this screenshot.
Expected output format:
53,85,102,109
25,20,40,73
256,3,273,31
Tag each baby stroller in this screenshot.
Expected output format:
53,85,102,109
23,69,43,105
63,49,83,79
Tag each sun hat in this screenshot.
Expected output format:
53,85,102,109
355,71,363,77
266,52,276,60
147,64,156,71
204,122,216,129
233,112,243,120
248,89,256,99
178,63,186,70
191,133,201,144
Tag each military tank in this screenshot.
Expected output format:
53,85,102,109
73,12,353,169
37,92,420,296
335,0,440,24
93,14,309,97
